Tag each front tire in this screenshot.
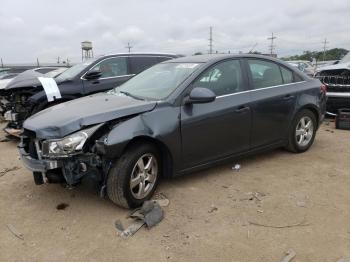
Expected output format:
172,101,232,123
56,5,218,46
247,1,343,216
107,143,161,208
286,109,317,153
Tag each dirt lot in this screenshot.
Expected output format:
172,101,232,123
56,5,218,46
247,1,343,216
0,121,350,262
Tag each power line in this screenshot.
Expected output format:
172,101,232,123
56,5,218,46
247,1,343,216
322,38,329,61
267,32,277,55
208,27,213,54
125,42,133,53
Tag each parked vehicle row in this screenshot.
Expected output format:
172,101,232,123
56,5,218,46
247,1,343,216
0,53,180,135
18,54,326,208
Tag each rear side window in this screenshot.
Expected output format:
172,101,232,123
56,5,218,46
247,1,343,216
280,66,293,84
192,59,244,96
248,59,283,89
129,56,159,74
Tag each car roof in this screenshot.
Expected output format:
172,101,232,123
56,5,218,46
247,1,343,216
100,53,181,58
164,54,286,64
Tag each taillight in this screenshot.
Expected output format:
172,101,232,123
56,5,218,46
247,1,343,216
320,84,327,94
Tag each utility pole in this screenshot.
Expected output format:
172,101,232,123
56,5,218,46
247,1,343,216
57,56,60,64
208,27,213,54
322,38,329,61
1,58,3,68
267,32,277,55
125,42,133,53
36,58,40,67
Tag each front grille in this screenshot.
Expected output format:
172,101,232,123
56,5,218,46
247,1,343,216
316,69,350,92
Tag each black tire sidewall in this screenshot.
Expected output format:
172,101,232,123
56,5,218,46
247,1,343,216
107,143,161,208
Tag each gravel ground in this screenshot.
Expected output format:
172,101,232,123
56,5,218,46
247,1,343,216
0,121,350,262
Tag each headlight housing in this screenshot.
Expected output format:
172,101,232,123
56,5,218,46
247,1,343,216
42,124,101,157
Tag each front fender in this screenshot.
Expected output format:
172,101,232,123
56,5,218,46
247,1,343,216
100,105,182,171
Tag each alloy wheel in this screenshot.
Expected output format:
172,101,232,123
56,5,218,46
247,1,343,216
129,153,158,199
295,116,314,147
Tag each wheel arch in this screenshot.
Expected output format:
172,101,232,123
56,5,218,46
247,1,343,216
122,135,174,178
296,104,320,128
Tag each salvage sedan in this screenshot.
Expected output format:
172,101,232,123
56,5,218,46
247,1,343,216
19,54,326,208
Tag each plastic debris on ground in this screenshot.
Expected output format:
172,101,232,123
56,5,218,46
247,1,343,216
281,249,296,262
115,200,165,239
232,164,241,171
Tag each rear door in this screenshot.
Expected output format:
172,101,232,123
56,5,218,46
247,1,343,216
82,56,132,94
180,59,251,168
245,59,297,148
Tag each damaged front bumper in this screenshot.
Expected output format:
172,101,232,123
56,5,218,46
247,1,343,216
19,146,62,172
18,140,104,185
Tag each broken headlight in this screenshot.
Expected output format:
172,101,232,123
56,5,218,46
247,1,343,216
42,124,101,157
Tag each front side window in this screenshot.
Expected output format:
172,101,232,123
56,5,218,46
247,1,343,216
90,57,128,78
248,59,283,89
192,60,244,96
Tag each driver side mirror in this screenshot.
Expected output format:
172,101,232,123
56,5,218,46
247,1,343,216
85,70,102,80
185,87,216,104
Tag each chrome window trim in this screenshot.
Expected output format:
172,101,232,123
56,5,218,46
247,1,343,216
81,55,174,81
216,81,306,99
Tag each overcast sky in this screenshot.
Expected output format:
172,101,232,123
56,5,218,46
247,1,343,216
1,0,349,63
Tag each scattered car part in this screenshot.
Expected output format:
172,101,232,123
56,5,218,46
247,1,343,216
335,108,350,130
281,249,296,262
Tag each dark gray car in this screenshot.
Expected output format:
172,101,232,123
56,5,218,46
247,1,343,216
19,54,327,208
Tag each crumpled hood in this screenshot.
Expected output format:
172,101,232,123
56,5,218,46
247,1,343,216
317,62,350,72
24,92,157,139
4,70,43,90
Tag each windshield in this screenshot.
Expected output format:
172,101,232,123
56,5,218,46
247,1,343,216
45,68,67,78
340,52,350,63
55,59,96,82
110,62,201,100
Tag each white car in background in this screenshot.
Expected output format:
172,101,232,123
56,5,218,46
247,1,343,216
286,60,315,77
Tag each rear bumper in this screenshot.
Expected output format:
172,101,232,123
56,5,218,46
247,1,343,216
326,95,350,114
18,146,62,173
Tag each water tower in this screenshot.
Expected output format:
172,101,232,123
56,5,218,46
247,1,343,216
81,41,93,61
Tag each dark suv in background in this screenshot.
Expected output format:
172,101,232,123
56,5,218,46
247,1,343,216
1,53,180,135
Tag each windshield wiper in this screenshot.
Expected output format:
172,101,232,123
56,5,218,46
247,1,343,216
119,91,145,101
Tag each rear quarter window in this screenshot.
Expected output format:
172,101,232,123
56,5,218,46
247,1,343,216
280,66,293,84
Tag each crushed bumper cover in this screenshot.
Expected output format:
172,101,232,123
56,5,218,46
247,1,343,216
18,147,62,173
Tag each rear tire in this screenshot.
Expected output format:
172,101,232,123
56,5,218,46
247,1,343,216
107,143,161,208
286,109,317,153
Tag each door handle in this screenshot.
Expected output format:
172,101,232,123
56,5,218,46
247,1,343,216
235,106,250,113
283,94,295,100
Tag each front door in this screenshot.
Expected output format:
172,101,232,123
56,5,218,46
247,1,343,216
82,56,132,94
180,59,251,168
